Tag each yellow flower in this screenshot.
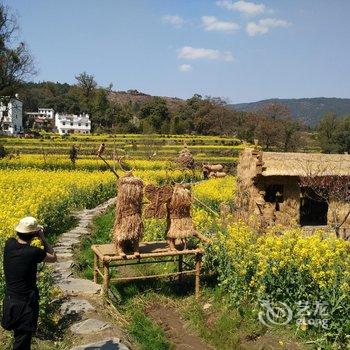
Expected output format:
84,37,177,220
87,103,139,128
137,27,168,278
30,237,44,250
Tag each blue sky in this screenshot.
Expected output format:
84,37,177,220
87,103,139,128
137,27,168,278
7,0,350,103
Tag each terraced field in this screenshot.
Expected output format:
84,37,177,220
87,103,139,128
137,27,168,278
0,133,242,164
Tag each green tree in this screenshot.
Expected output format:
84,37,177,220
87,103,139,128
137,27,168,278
334,116,350,154
0,144,6,158
75,72,97,113
139,97,170,133
280,118,302,151
254,116,282,150
91,89,110,126
317,113,339,153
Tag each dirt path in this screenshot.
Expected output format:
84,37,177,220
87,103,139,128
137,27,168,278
146,303,213,350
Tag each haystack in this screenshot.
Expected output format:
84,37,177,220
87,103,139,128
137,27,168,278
113,172,144,244
178,146,195,169
167,184,196,239
203,164,223,172
144,183,173,219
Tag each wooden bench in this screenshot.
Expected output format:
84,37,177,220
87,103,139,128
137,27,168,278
91,241,204,300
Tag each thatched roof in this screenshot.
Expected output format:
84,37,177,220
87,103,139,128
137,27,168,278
261,152,350,177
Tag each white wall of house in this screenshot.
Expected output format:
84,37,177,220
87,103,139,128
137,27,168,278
0,96,23,135
38,108,54,119
55,113,91,135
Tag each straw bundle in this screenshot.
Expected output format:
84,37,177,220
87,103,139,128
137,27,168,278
144,184,173,219
113,172,144,243
178,147,195,169
167,184,196,239
209,171,227,178
204,164,223,172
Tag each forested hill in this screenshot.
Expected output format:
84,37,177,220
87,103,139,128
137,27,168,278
231,98,350,126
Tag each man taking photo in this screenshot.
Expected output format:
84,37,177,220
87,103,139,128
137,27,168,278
1,216,57,350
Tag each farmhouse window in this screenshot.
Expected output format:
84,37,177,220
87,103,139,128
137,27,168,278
264,184,284,209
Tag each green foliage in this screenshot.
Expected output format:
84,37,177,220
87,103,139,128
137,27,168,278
139,97,170,133
0,144,6,158
127,308,170,350
143,218,167,241
36,266,55,325
38,182,115,238
207,223,350,347
19,79,308,151
317,113,350,153
75,207,115,280
182,294,265,350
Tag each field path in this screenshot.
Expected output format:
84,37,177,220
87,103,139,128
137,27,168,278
53,197,130,350
146,302,213,350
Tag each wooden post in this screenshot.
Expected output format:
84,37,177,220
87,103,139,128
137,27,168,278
195,253,202,300
93,253,98,284
103,261,110,299
178,255,183,284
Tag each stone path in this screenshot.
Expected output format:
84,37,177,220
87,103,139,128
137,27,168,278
53,197,130,350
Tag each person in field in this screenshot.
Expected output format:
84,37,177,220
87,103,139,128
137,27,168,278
1,216,57,350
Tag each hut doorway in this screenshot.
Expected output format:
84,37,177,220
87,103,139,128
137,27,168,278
300,187,328,226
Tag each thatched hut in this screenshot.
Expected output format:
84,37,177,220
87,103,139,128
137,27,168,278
236,148,350,230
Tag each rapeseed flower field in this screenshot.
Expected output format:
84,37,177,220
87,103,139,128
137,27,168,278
0,169,116,238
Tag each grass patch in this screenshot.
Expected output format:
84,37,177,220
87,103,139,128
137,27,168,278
127,306,171,350
75,207,114,280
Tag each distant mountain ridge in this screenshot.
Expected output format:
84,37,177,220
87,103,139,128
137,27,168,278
231,98,350,126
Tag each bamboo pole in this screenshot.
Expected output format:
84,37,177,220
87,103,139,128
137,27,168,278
109,259,176,268
95,267,105,279
195,253,202,300
178,255,183,284
93,253,98,283
110,269,196,283
99,248,203,261
102,261,110,299
98,155,119,178
193,196,220,217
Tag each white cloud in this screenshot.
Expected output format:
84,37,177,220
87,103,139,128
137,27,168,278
162,15,185,28
201,16,240,33
216,0,265,16
246,18,291,36
178,46,234,62
179,64,192,72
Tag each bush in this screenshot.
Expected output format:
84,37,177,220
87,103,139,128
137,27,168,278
208,222,350,345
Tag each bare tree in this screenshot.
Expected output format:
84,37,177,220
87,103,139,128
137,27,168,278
299,160,350,238
0,4,35,129
0,5,35,95
260,102,290,120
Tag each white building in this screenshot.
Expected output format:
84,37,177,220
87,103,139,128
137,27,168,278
0,94,23,135
55,113,91,135
26,107,55,120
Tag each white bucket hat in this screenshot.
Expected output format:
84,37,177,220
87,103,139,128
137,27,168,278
15,216,43,234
